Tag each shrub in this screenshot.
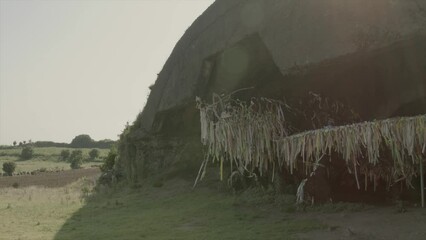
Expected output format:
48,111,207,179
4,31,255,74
60,150,70,161
69,150,83,162
20,146,33,160
70,150,83,169
70,157,82,169
2,162,16,176
89,149,99,160
100,148,117,173
98,148,124,186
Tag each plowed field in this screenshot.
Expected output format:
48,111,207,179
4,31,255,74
0,167,100,188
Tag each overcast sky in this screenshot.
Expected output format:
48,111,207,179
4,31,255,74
0,0,214,145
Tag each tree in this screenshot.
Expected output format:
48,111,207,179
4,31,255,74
89,149,99,160
70,157,82,169
13,141,17,147
69,150,83,169
21,146,33,160
69,150,83,161
60,150,70,160
70,134,94,148
2,162,16,176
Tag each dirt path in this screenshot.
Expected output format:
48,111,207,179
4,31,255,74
0,167,100,188
297,207,426,240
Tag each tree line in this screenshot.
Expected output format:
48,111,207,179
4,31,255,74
5,134,116,149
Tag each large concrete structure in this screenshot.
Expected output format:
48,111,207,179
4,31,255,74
119,0,426,183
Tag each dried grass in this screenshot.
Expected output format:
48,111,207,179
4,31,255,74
195,94,426,191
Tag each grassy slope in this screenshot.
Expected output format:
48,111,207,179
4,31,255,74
53,181,324,240
0,147,108,174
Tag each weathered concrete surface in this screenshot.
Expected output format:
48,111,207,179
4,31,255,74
141,0,426,133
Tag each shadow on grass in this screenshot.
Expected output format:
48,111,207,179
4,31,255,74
53,180,325,240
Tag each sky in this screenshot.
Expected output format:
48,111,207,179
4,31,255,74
0,0,214,145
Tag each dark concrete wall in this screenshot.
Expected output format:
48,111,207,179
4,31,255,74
139,0,426,134
120,0,426,182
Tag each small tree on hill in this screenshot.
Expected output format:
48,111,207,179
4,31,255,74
13,141,17,147
89,149,99,160
69,150,83,169
21,146,33,160
70,134,94,148
2,162,16,176
60,150,70,161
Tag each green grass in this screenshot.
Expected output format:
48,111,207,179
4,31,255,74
52,181,325,240
0,176,326,240
0,147,109,174
0,178,94,240
304,201,370,213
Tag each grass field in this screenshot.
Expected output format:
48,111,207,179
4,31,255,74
1,175,426,240
0,178,96,240
0,147,109,174
0,168,100,188
0,178,325,240
54,182,326,240
1,147,424,240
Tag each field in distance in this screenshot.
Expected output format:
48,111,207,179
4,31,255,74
0,147,109,174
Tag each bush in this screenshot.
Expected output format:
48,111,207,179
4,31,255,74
98,148,124,186
70,157,82,169
20,146,33,160
70,150,83,169
89,149,99,160
2,162,16,176
100,149,117,173
69,150,83,162
60,150,70,161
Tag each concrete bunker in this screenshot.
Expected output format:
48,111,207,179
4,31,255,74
119,0,426,205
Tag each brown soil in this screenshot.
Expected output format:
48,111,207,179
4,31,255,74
297,207,426,240
0,167,100,188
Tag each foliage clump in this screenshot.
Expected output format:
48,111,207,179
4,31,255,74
70,134,94,148
89,149,100,160
2,162,16,176
20,146,33,160
60,149,70,161
98,148,123,186
100,148,117,173
69,150,83,169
